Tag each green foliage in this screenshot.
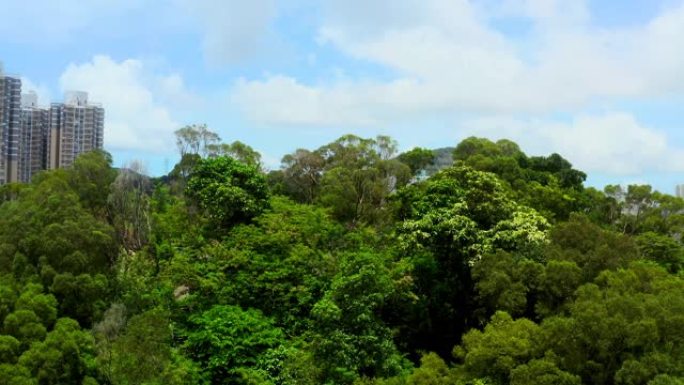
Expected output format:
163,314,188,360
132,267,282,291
183,305,285,384
14,284,58,328
214,197,343,330
17,318,97,385
276,135,411,224
547,214,638,281
50,273,108,325
473,251,544,319
397,147,435,178
271,149,325,203
394,165,549,355
0,169,116,276
175,124,220,158
453,137,587,221
636,232,684,273
5,135,684,385
186,156,269,232
316,135,410,224
3,310,47,348
107,165,152,251
405,353,455,385
96,308,201,385
67,150,118,217
207,140,262,169
0,335,20,363
455,311,542,383
309,251,409,383
450,261,684,385
509,355,580,385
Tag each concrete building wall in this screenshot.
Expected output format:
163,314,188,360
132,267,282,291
19,106,48,182
0,74,22,184
47,103,63,170
0,61,105,185
676,184,684,199
47,94,104,170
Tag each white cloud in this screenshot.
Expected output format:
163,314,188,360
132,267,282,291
460,112,684,175
231,0,684,124
153,73,204,110
0,0,142,43
179,0,277,65
231,75,387,126
495,0,590,23
59,55,187,154
20,77,51,106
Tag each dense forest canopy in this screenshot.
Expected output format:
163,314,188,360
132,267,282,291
1,128,684,385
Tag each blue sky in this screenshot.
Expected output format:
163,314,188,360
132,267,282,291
2,0,684,193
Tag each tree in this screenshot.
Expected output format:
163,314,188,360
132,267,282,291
473,251,544,320
14,283,58,328
168,153,202,189
107,309,199,385
186,156,269,233
309,252,408,384
0,363,34,385
274,135,410,224
175,124,220,157
454,311,543,384
93,304,127,382
0,335,21,364
394,165,549,356
67,150,118,217
546,214,637,282
0,167,117,277
50,273,109,326
183,305,285,384
3,310,46,349
621,185,656,234
452,137,587,221
17,318,97,385
397,147,435,178
207,141,262,169
275,149,325,203
214,197,344,331
636,232,684,273
107,162,152,251
316,135,410,224
175,125,201,157
509,355,580,385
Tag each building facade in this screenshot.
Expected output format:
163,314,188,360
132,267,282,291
676,184,684,199
47,91,105,170
19,92,48,182
1,62,105,185
0,64,22,184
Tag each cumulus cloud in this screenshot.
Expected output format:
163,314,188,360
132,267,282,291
20,77,52,106
460,112,684,175
232,0,684,124
0,0,142,43
179,0,277,65
232,75,388,126
59,55,189,153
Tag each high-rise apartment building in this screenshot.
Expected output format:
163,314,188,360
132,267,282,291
676,184,684,199
0,61,105,185
47,91,104,170
0,63,22,184
19,92,48,182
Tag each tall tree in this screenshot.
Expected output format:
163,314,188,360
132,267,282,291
186,156,269,233
108,161,152,251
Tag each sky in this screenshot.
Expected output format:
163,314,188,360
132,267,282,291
2,0,684,193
